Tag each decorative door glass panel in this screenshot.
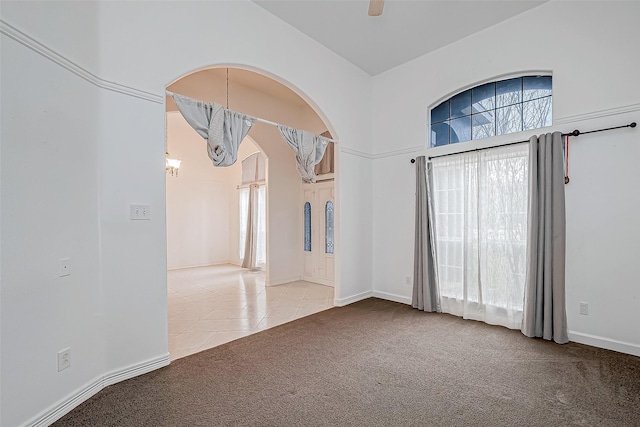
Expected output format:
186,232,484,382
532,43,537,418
304,202,311,252
325,201,334,254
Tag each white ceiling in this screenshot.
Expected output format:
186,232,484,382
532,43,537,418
254,0,547,76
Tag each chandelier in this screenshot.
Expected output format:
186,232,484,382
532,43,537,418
166,152,181,176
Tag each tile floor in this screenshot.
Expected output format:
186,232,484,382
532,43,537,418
168,264,334,360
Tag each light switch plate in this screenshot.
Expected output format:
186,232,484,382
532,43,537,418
130,204,151,220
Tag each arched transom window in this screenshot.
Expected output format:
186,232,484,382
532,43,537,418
430,75,552,147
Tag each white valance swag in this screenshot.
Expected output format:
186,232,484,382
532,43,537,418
277,125,330,183
172,93,256,167
170,92,335,180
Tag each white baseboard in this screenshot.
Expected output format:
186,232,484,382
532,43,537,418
267,275,302,287
26,353,170,427
28,375,105,427
167,261,230,271
301,276,335,287
568,331,640,358
372,290,412,305
335,290,373,306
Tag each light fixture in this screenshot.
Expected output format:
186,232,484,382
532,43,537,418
166,152,181,176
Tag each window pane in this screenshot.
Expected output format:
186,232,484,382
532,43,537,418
523,96,552,130
472,82,495,113
431,100,450,123
450,89,471,119
472,111,495,140
450,116,471,143
523,76,552,101
431,121,450,147
304,202,311,252
325,201,334,254
496,78,522,108
495,105,523,135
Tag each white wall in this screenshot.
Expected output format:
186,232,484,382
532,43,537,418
371,1,640,355
98,88,170,375
166,112,234,269
1,4,105,426
0,1,373,425
165,112,263,270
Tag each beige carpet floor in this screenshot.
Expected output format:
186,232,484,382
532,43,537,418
54,298,640,426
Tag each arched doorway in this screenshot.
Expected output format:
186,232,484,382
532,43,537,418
164,67,338,361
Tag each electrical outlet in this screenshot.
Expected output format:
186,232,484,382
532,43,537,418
405,276,411,286
579,302,589,316
58,348,71,371
59,258,71,277
129,204,151,220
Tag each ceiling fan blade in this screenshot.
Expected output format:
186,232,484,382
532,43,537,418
368,0,385,16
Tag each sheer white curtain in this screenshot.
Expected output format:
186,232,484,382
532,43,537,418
430,144,529,329
239,185,266,269
239,187,250,260
255,185,266,268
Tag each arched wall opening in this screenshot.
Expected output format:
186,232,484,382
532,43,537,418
165,65,338,284
164,65,339,360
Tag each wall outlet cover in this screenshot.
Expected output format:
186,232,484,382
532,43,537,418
579,302,589,316
59,258,71,277
57,348,71,371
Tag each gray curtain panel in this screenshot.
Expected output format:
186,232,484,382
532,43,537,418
412,156,440,312
522,132,569,344
172,93,255,167
277,125,330,183
241,185,257,269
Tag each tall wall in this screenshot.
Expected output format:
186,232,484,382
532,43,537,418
166,113,265,270
1,3,105,427
0,1,373,426
371,1,640,356
166,112,234,270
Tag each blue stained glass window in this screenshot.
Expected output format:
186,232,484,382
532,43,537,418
430,75,552,147
325,201,334,254
304,202,311,252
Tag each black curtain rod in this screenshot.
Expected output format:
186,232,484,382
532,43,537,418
409,122,636,163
